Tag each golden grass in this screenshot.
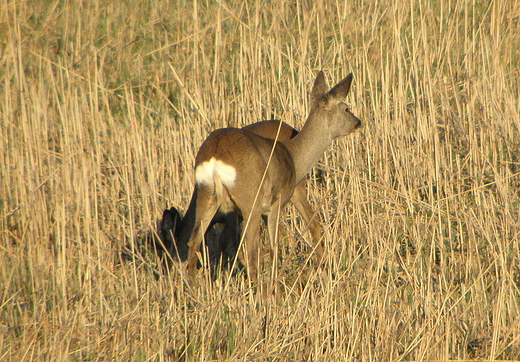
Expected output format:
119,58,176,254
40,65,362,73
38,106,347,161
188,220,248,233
1,0,519,360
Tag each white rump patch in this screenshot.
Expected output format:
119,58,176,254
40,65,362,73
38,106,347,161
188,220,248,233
195,158,236,187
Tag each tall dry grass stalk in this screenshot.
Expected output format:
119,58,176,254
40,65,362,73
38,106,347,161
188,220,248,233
1,0,519,360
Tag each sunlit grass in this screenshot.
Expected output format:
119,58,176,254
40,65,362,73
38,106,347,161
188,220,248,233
1,0,519,360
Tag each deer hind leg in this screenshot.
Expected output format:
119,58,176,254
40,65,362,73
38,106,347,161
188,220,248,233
291,180,324,260
186,187,219,282
236,205,263,284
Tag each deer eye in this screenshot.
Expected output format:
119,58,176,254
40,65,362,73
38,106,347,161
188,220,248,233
344,105,350,113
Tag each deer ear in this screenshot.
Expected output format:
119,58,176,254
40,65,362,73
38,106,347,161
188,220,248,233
328,73,353,100
160,207,182,247
311,71,329,103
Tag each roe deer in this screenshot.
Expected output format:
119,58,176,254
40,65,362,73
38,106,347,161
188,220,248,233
183,71,361,282
160,120,322,271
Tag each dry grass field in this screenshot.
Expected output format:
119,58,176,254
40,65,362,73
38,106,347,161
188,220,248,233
1,0,520,360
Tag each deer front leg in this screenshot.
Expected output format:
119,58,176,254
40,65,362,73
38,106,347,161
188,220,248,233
291,181,324,260
237,207,262,284
266,198,283,281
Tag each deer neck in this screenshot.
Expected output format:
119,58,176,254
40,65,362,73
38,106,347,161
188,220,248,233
283,110,333,184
